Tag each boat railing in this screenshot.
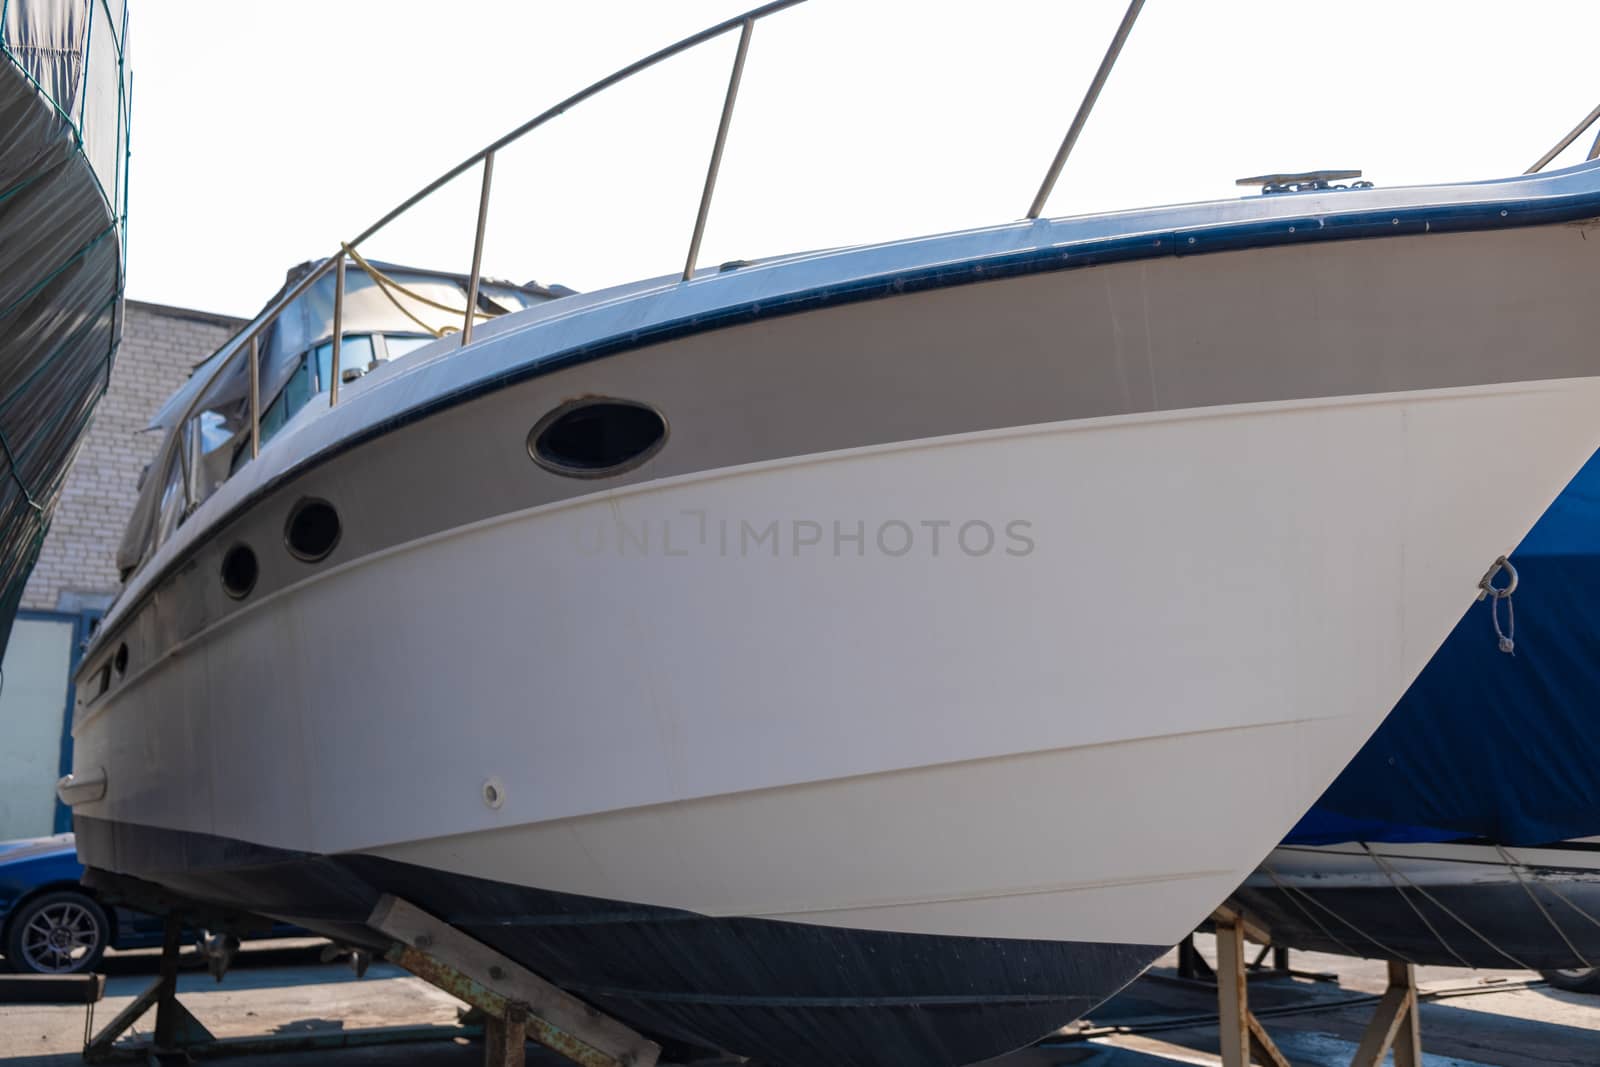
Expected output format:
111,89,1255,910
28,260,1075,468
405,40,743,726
1527,102,1600,174
162,0,1148,523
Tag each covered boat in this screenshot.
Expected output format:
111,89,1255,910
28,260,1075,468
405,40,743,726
56,5,1600,1065
1236,839,1600,972
1285,445,1600,849
0,0,130,653
1235,437,1600,974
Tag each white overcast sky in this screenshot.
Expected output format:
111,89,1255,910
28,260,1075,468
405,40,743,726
126,0,1600,317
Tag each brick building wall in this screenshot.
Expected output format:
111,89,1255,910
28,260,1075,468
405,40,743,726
21,300,244,611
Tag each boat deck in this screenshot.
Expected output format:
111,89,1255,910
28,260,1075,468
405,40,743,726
1,936,1593,1066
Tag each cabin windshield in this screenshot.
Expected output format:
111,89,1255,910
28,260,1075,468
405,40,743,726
117,261,566,578
113,0,815,587
225,332,431,475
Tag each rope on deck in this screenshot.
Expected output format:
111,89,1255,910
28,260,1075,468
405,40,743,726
341,243,497,339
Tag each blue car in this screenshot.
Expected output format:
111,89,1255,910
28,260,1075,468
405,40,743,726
0,833,139,973
0,833,299,974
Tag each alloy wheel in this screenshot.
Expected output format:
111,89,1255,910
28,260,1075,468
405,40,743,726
19,898,103,973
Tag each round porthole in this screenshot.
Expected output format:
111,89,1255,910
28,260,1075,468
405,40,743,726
285,498,341,562
528,398,667,478
113,643,128,677
220,544,259,599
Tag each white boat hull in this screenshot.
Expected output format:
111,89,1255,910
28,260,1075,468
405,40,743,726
64,204,1600,1062
72,377,1600,947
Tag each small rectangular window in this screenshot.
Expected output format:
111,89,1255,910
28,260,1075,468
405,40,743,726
314,335,375,390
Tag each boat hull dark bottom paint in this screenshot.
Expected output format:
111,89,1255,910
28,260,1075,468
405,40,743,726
1232,880,1600,970
75,816,1160,1066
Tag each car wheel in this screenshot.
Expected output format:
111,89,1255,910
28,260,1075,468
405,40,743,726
4,890,110,974
1542,967,1600,994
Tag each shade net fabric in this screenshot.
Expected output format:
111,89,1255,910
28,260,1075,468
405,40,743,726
1288,448,1600,846
0,0,128,655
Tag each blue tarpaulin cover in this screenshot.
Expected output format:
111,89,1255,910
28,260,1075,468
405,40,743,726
1288,449,1600,846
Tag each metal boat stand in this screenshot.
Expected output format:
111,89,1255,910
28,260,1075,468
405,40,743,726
1178,934,1291,982
82,914,214,1065
1211,905,1421,1067
79,911,473,1065
79,869,481,1063
75,882,658,1066
370,894,661,1067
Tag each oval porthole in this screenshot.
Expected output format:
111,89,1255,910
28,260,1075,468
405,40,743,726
113,643,129,677
285,498,341,562
528,398,667,478
220,544,259,599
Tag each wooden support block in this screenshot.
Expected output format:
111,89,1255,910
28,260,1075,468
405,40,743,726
1213,908,1290,1067
1216,915,1249,1067
1248,1014,1290,1067
1213,904,1273,947
1352,959,1420,1067
371,894,659,1067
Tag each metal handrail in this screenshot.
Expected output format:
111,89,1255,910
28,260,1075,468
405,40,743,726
1027,0,1145,220
160,0,1142,530
172,0,805,491
1527,100,1600,174
684,17,756,281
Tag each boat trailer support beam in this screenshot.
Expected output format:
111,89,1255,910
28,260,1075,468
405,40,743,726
1212,906,1421,1067
1349,959,1421,1067
83,914,216,1062
369,894,660,1067
1213,906,1290,1067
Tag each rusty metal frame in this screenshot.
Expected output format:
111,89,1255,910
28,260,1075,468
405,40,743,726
1349,959,1422,1067
1210,905,1423,1067
1213,906,1291,1067
388,944,610,1067
371,894,659,1067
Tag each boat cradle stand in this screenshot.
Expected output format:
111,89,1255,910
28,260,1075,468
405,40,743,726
77,881,660,1067
369,894,661,1067
1211,905,1421,1067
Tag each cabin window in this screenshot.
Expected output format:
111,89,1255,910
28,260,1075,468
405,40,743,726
220,544,259,599
284,498,341,563
313,335,376,389
528,398,668,478
382,334,433,360
259,359,313,445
